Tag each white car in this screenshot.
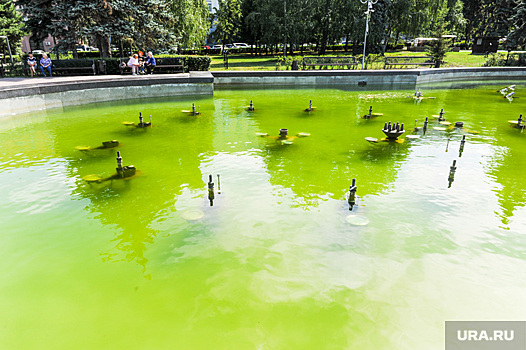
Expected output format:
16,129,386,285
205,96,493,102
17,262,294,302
32,50,46,55
233,43,250,48
211,45,223,49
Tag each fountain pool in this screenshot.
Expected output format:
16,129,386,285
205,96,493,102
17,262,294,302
1,84,525,349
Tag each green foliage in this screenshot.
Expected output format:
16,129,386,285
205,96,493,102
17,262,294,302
52,59,94,68
166,0,210,48
365,53,386,69
484,52,526,67
212,0,243,45
483,52,509,66
0,0,25,55
463,0,515,41
19,0,178,57
484,0,515,37
77,51,104,59
367,0,390,54
16,0,53,46
508,0,526,50
426,2,451,68
98,57,121,74
276,55,297,70
445,0,466,34
185,56,211,71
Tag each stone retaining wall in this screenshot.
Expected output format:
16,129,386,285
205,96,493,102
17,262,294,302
1,68,525,117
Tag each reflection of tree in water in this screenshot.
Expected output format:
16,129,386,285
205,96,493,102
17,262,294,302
50,107,214,276
358,141,411,193
261,134,411,209
486,130,526,225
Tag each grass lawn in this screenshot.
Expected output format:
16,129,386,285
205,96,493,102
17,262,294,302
209,50,489,71
210,54,278,71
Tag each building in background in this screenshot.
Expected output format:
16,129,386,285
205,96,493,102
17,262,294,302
21,35,56,53
207,0,219,13
15,1,56,53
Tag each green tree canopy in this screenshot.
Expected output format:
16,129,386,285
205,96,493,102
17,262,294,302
167,0,210,48
212,0,242,45
508,0,526,49
18,0,209,57
0,0,25,55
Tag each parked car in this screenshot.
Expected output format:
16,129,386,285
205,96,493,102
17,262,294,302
233,43,250,48
211,45,223,49
76,44,97,52
32,50,46,55
201,46,210,49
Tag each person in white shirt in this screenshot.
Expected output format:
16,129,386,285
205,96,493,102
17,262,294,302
127,54,140,75
27,53,37,78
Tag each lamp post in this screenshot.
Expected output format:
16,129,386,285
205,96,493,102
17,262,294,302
0,35,13,65
360,0,377,70
283,0,287,59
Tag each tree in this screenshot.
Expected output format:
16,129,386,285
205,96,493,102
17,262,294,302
445,0,466,35
167,0,210,48
462,0,483,41
19,0,181,57
16,0,54,50
426,2,451,67
212,0,242,46
341,0,364,53
0,0,25,55
311,0,350,55
367,0,391,54
483,0,515,38
508,0,526,49
52,0,178,57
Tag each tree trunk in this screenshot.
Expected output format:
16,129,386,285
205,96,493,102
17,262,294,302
72,44,78,59
382,27,391,54
319,36,328,55
102,37,111,58
353,40,359,55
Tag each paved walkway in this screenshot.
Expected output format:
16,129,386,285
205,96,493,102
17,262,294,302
0,73,198,91
0,72,214,100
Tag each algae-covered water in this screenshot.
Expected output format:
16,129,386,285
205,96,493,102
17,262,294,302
1,85,526,349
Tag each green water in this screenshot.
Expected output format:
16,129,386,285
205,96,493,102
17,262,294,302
1,85,526,349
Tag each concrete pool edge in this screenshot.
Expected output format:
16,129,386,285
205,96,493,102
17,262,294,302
1,67,525,116
0,72,214,116
212,67,526,88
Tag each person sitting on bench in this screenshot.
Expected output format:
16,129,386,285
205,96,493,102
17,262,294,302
144,52,156,75
128,54,140,75
27,53,37,78
40,54,52,77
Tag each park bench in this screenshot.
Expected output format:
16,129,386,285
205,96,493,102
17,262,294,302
302,56,359,70
119,56,185,74
384,56,435,69
50,59,96,75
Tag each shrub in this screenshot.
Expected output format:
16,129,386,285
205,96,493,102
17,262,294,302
484,53,526,67
77,51,102,59
97,57,121,74
483,53,508,67
185,56,211,71
276,56,300,70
